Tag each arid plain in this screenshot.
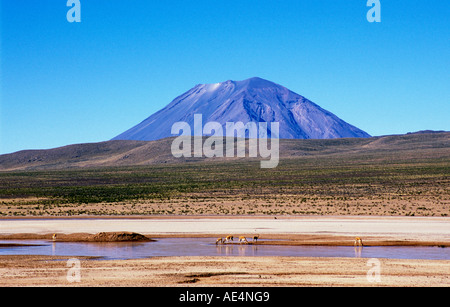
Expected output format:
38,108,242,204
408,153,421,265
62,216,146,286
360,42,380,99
0,132,449,286
0,216,449,287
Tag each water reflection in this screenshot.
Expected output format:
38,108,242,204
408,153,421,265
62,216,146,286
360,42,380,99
354,246,363,258
215,244,261,257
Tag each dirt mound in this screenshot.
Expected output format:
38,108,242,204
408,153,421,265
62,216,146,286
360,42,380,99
88,232,154,242
0,232,155,242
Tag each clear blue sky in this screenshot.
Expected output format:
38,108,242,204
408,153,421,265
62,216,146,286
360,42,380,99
1,0,449,154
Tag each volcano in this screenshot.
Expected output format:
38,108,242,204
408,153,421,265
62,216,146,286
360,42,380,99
112,77,370,141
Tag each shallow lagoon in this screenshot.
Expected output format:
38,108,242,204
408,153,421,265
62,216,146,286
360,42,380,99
1,238,449,260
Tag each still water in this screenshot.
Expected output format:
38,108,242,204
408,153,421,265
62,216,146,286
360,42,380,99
1,238,449,261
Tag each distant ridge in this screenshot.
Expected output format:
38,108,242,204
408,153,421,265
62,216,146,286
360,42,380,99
407,130,447,135
1,131,448,171
113,77,371,141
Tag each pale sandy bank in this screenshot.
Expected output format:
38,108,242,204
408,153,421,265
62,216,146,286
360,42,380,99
1,216,449,243
0,255,448,287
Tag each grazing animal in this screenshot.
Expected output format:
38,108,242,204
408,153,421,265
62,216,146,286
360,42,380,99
52,234,57,241
239,236,249,244
253,234,260,243
354,237,363,247
216,238,224,245
225,235,234,243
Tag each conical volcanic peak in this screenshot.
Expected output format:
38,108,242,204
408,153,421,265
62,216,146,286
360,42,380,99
113,77,370,141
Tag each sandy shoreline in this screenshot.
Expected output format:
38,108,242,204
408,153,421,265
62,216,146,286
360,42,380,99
1,216,449,243
1,216,449,287
0,255,449,287
1,233,449,247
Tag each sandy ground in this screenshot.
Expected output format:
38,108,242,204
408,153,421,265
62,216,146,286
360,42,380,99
0,255,449,287
1,216,450,242
0,216,449,287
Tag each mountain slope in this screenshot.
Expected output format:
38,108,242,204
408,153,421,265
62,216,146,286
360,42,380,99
113,77,371,141
1,132,448,171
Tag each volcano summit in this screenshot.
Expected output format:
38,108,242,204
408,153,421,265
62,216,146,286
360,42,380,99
113,77,370,141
